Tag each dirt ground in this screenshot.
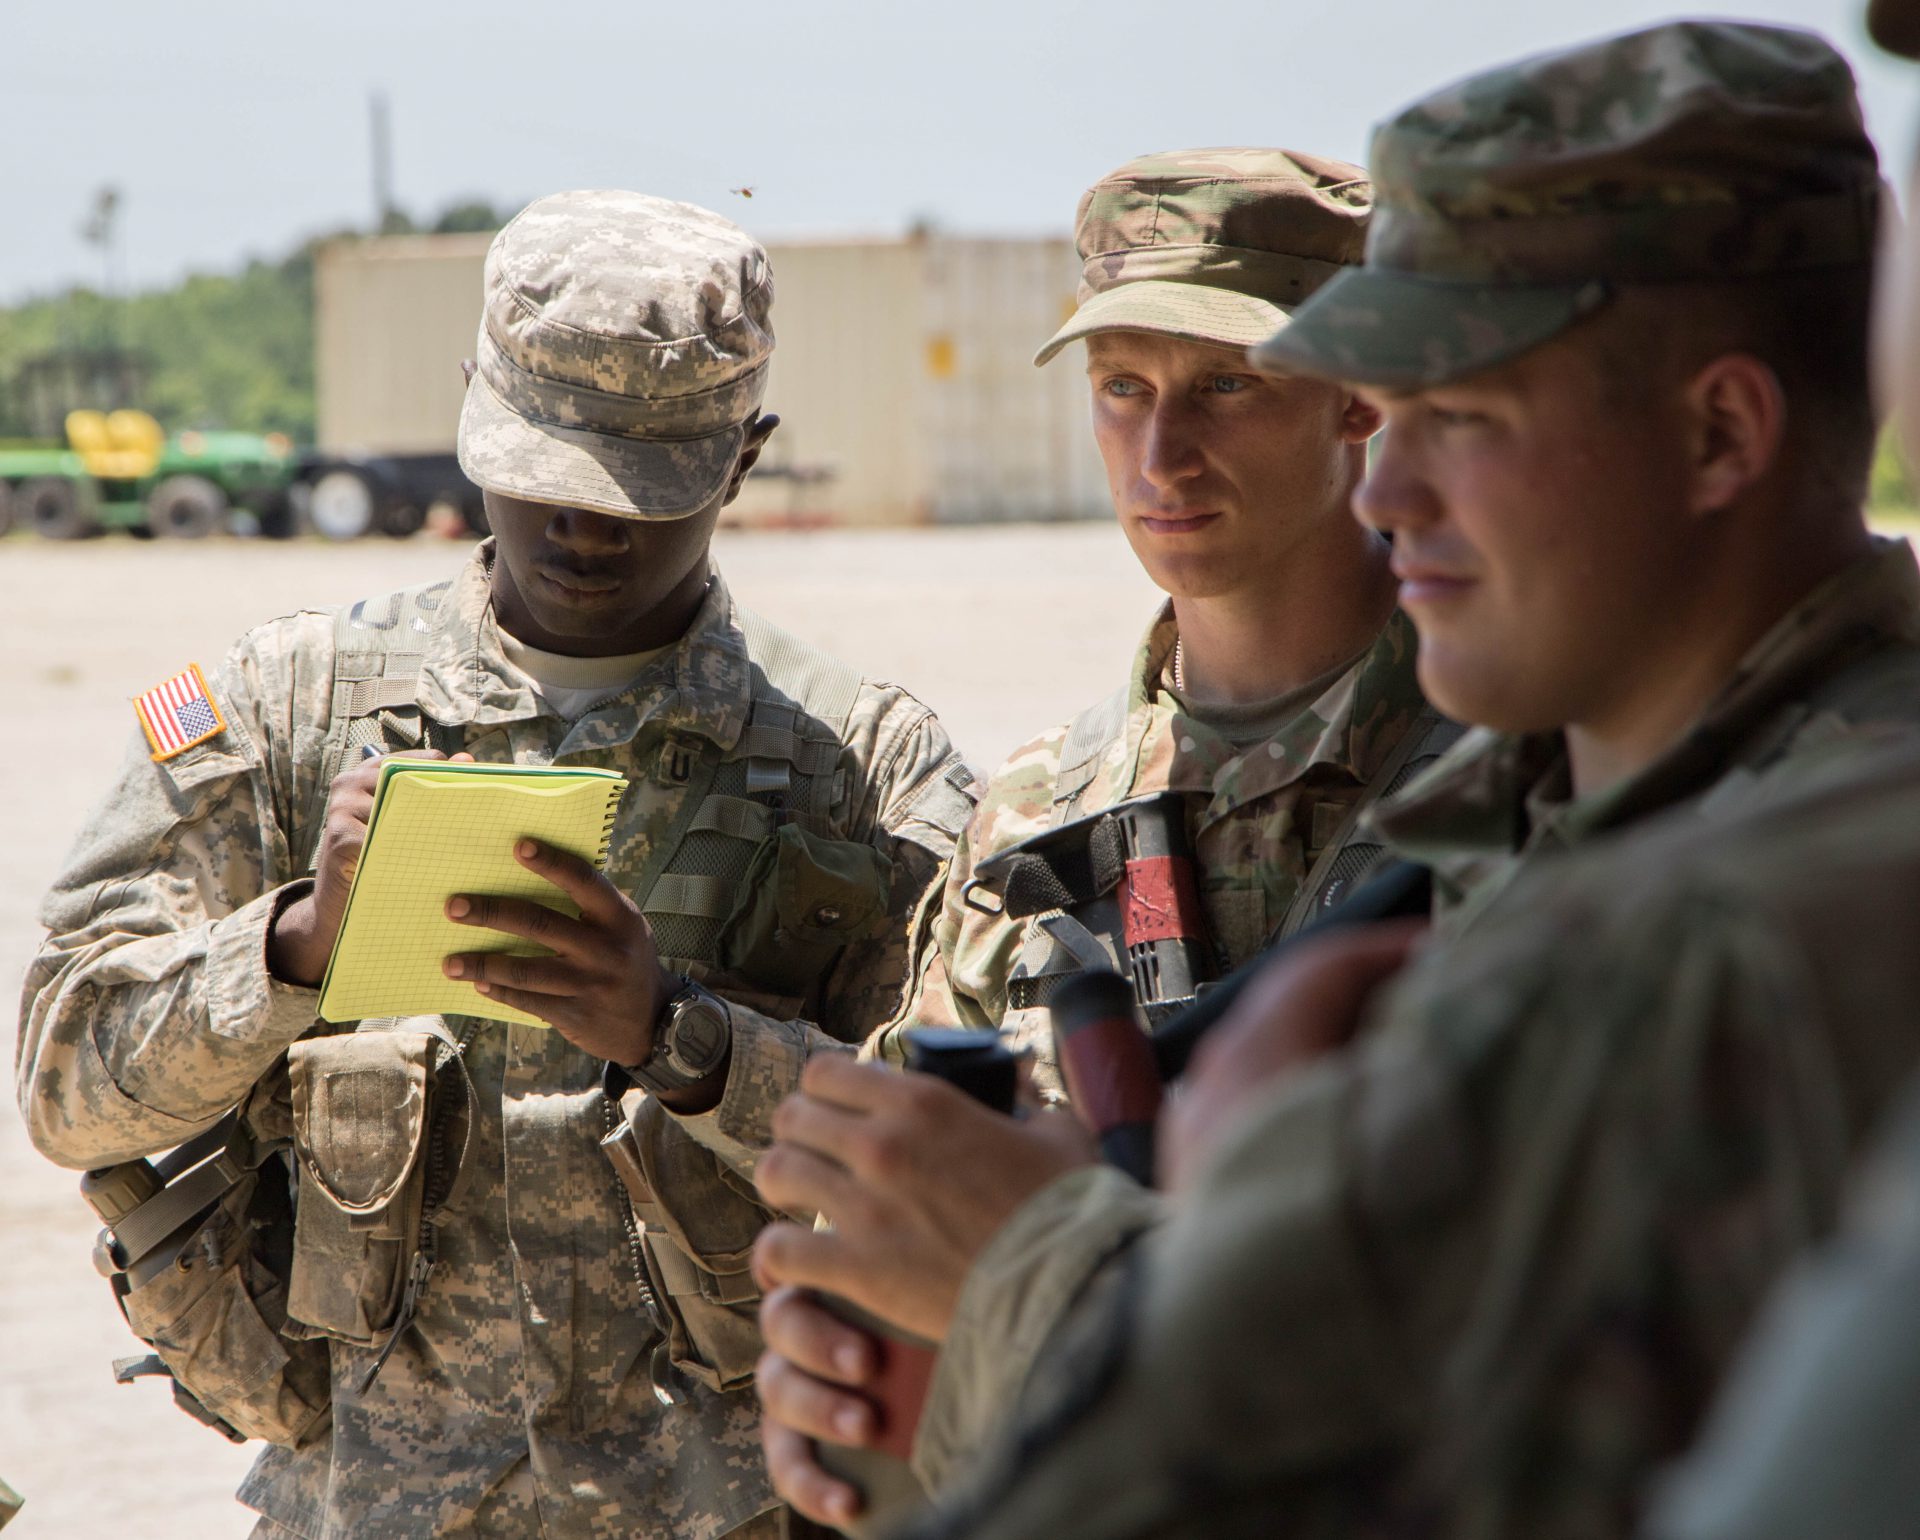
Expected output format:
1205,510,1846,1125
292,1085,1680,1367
0,525,1160,1538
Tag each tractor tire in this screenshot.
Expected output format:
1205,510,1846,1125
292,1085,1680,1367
255,491,299,540
21,477,100,540
0,480,14,539
308,468,377,541
147,475,228,539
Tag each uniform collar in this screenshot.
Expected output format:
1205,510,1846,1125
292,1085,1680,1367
415,541,753,752
1083,602,1428,815
1375,536,1920,874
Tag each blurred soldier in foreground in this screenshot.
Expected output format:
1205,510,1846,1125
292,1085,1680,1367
1641,3,1920,1535
748,21,1920,1538
745,146,1455,1525
15,191,973,1538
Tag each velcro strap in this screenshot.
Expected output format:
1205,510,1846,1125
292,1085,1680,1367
745,758,792,797
646,873,736,920
112,1144,254,1265
688,795,778,842
338,676,422,716
735,723,800,762
1000,815,1128,919
150,1111,242,1184
114,1353,172,1385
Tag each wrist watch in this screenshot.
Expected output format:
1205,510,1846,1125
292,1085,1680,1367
625,976,732,1095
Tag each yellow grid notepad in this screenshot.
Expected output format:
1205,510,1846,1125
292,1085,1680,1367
317,760,628,1028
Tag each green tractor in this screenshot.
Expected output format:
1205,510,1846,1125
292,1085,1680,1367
0,409,297,539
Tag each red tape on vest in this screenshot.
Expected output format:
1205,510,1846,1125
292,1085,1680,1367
1121,855,1205,948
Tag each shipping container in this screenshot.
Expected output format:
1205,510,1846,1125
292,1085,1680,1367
313,230,1111,527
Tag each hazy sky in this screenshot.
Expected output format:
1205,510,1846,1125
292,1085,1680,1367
6,0,1916,303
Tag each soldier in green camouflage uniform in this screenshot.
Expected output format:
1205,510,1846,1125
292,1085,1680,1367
869,150,1447,1076
744,150,1445,1525
747,23,1920,1539
1640,6,1920,1536
15,191,973,1539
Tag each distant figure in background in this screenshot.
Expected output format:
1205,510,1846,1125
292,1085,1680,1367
741,146,1456,1527
16,190,973,1540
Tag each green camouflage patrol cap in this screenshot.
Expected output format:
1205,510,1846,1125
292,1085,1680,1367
1033,148,1370,366
458,189,773,520
1869,0,1920,58
1253,22,1882,391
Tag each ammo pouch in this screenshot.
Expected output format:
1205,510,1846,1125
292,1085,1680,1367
284,1029,472,1349
715,823,893,999
86,1093,332,1448
602,1097,767,1393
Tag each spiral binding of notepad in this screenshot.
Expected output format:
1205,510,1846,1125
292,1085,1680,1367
594,795,620,869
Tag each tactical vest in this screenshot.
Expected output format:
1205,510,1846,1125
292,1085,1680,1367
992,686,1461,1019
317,579,871,998
88,578,885,1443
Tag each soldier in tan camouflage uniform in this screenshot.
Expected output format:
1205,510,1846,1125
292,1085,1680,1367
746,22,1920,1539
15,190,974,1539
740,149,1450,1524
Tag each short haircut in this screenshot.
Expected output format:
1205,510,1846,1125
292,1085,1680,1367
1597,263,1879,503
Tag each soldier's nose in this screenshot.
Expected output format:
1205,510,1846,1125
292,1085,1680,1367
545,507,632,556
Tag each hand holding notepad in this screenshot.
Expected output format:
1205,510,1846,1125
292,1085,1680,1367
317,760,628,1028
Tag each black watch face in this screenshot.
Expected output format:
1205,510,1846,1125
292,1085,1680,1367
669,997,730,1075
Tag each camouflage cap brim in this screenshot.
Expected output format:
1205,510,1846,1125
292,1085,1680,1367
1248,265,1612,390
456,369,745,521
1034,279,1291,366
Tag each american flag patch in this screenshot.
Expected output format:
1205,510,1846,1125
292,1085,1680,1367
134,664,227,761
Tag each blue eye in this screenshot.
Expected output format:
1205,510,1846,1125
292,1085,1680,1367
1102,377,1144,397
1210,375,1248,394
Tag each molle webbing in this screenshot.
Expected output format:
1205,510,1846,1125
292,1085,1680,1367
642,608,864,971
997,815,1129,919
305,581,458,872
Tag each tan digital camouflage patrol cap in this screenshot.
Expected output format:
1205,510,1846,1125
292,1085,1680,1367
1033,148,1370,366
457,189,773,520
1253,21,1882,391
1869,0,1920,58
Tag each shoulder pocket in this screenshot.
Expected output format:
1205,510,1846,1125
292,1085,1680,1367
717,824,894,997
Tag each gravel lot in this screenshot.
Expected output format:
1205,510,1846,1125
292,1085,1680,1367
0,525,1157,1538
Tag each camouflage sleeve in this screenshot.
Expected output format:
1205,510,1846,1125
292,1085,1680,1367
910,1165,1165,1493
901,862,1899,1540
663,683,978,1178
16,614,328,1169
864,728,1067,1067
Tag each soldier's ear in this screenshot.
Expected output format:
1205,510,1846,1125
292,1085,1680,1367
1338,389,1384,443
725,413,780,503
1683,355,1784,517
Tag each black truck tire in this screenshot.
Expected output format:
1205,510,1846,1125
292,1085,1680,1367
375,499,426,539
147,475,228,539
21,477,100,539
